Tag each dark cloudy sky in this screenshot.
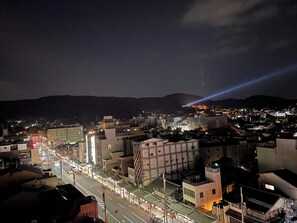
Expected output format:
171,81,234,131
1,0,297,101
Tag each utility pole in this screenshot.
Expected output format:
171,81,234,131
60,160,63,180
163,173,168,223
72,169,76,186
103,184,107,223
240,186,244,223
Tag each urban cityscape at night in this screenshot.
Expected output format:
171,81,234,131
1,1,297,223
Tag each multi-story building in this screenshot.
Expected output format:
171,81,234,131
201,140,257,167
257,138,297,174
183,166,223,211
0,141,27,153
199,114,228,130
98,115,116,130
0,140,41,165
78,141,86,163
85,128,131,171
115,155,134,176
47,124,83,145
133,138,199,187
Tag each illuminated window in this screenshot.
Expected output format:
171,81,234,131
264,184,275,190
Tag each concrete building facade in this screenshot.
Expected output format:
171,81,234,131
47,125,83,145
133,138,199,187
257,138,297,174
183,167,223,211
85,128,131,171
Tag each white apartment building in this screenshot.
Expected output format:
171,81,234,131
133,138,199,187
0,142,27,153
85,128,131,171
257,138,297,174
183,166,222,211
47,125,83,145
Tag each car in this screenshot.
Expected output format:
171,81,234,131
150,217,163,223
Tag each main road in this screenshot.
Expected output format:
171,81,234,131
51,161,153,223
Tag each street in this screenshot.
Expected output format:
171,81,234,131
50,159,153,223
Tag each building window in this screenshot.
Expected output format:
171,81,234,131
200,192,204,198
153,142,157,146
145,143,149,147
212,189,216,195
184,188,195,198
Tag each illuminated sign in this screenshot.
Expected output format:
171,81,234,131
91,135,96,164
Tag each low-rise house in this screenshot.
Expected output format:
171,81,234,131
182,166,223,211
218,185,284,223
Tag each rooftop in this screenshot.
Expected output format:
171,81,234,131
225,185,281,213
272,169,297,188
144,177,180,196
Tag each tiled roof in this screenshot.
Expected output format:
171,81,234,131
225,185,281,213
144,177,180,196
188,210,216,223
133,188,150,198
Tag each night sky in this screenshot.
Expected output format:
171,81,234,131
1,0,297,101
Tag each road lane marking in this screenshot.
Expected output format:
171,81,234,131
106,195,112,200
132,212,147,223
118,203,125,208
109,213,121,223
123,215,133,223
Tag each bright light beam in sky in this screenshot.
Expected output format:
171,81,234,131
183,64,297,107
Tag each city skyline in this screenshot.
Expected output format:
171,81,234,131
1,0,297,101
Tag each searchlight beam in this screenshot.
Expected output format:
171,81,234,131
183,64,297,107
